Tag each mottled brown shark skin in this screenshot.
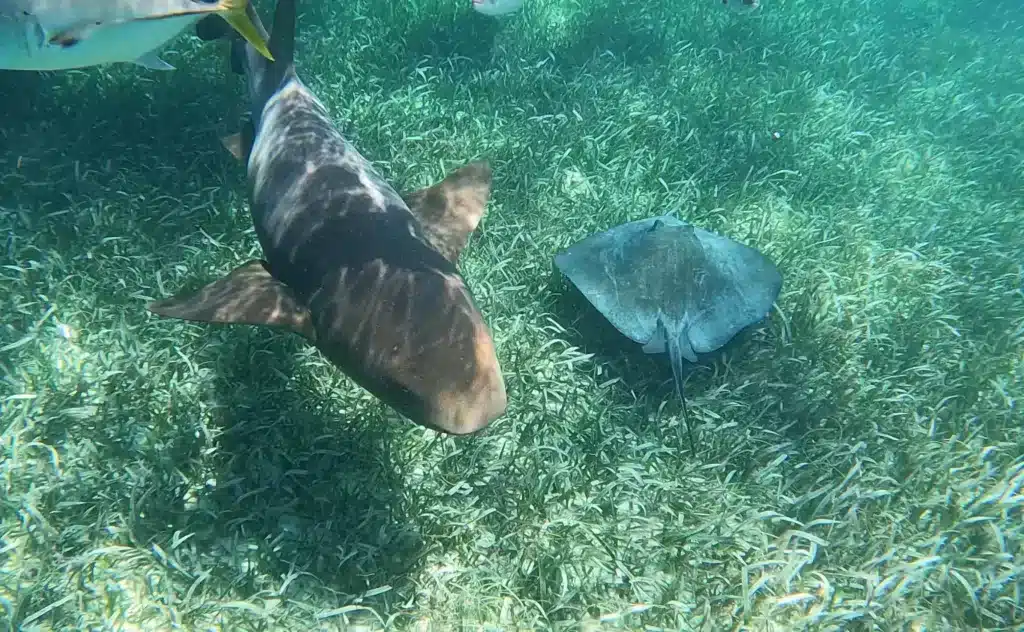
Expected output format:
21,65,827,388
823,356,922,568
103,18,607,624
148,0,506,435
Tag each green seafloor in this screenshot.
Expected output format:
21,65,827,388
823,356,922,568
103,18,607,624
1,0,1022,629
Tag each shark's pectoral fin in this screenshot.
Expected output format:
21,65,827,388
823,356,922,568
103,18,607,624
221,133,243,160
134,51,175,70
148,259,314,339
401,161,492,264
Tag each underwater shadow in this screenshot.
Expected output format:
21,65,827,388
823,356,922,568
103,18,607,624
22,324,423,608
0,71,49,123
379,0,676,87
400,8,504,69
548,0,672,72
1,46,422,615
548,278,684,445
137,327,425,601
0,59,243,245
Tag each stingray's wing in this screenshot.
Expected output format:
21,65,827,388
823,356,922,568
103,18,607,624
681,227,783,355
553,218,667,345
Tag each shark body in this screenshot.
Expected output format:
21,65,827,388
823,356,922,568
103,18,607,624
149,0,507,434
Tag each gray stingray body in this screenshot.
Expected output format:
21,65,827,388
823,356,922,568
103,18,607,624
554,215,782,418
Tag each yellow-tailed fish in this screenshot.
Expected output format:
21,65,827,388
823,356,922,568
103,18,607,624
0,0,272,71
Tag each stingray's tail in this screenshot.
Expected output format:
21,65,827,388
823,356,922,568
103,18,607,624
667,331,696,455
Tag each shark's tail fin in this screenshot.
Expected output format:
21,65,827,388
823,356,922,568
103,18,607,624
235,0,297,97
267,0,297,70
217,0,297,162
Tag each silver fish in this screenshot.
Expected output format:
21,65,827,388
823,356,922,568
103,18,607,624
0,0,271,71
471,0,525,17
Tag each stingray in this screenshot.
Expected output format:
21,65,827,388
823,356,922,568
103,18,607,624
553,215,783,450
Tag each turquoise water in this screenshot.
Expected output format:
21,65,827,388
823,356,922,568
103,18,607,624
1,0,1022,629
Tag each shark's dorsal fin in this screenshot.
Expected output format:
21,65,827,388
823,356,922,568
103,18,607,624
148,260,314,340
214,150,493,262
401,161,493,264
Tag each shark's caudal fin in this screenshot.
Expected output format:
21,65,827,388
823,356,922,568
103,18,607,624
267,0,297,70
233,0,297,110
195,15,232,42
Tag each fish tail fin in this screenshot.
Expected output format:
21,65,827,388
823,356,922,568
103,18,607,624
216,0,274,61
667,328,696,456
